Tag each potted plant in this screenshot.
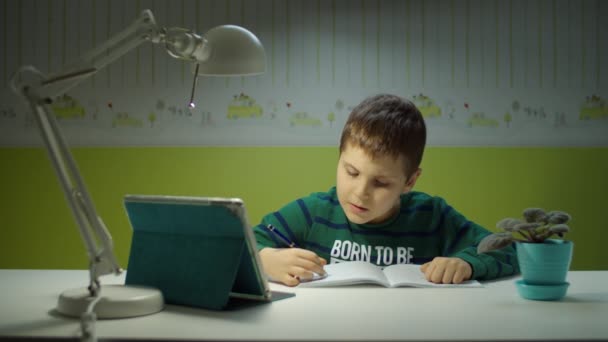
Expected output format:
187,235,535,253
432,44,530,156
477,208,573,301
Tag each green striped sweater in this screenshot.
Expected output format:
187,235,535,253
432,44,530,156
253,186,518,280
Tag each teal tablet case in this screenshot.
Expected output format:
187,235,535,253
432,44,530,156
123,195,270,310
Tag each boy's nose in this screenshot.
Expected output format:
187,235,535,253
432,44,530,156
354,181,371,199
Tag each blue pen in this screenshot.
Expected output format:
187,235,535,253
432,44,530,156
266,224,298,248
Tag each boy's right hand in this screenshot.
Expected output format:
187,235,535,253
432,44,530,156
259,247,327,286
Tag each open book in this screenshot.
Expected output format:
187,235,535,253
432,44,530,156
299,261,482,288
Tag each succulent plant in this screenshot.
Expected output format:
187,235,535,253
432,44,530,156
477,208,571,254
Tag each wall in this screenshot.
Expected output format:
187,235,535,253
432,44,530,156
0,0,607,271
1,146,607,270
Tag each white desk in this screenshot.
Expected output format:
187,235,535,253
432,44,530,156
0,269,607,341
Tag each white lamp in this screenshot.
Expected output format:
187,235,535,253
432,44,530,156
9,9,265,321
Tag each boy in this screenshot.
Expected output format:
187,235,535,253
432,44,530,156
254,94,518,286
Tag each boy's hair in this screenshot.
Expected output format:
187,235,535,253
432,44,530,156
339,94,426,178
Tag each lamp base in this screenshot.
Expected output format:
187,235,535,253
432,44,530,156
56,284,164,319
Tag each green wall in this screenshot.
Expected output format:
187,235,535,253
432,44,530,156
1,147,606,270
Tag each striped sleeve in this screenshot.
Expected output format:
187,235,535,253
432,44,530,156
253,196,316,250
439,200,519,280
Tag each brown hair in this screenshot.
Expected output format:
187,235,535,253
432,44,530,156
339,94,426,178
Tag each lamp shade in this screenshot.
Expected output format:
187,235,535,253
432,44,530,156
197,25,266,76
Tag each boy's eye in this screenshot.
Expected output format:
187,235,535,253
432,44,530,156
346,170,358,177
374,180,388,187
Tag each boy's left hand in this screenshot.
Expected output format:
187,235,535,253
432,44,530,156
420,257,472,284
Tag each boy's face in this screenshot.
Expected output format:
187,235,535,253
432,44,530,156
336,143,419,225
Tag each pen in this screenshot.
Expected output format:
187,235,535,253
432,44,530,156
266,224,298,248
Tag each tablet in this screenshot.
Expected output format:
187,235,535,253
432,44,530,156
123,194,271,310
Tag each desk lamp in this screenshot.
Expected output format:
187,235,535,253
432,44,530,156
9,9,265,320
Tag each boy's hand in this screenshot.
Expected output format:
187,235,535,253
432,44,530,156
420,257,472,284
259,247,327,286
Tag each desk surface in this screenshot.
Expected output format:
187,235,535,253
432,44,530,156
0,269,607,341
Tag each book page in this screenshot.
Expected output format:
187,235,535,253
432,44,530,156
298,261,390,287
383,264,483,288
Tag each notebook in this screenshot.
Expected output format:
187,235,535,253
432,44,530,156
298,261,482,288
123,194,272,310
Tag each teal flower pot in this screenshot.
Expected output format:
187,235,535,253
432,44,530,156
516,239,573,285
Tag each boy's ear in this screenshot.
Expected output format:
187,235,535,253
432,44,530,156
403,168,422,192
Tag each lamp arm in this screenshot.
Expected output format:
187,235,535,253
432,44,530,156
9,9,205,297
28,97,119,295
19,9,162,101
